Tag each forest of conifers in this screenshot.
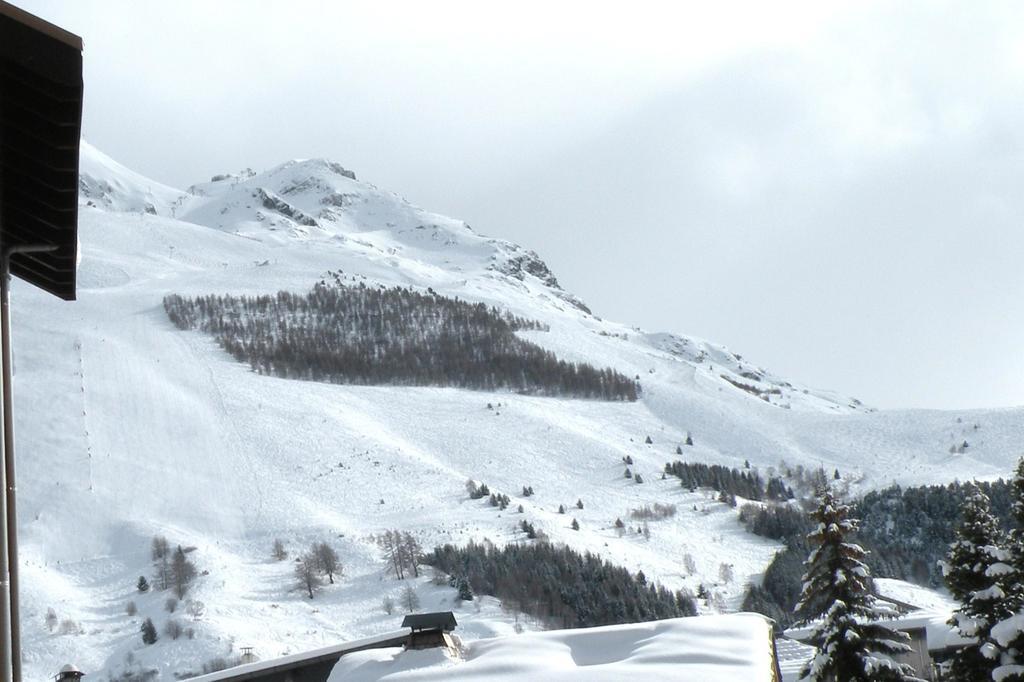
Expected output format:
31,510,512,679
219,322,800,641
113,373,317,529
427,541,696,629
741,478,1013,627
164,282,638,400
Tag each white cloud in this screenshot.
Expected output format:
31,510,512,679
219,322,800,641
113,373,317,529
18,0,1024,407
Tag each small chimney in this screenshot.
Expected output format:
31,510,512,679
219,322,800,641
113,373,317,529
54,663,85,681
240,646,258,664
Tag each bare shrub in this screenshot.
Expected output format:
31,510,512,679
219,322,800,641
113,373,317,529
629,503,677,521
58,618,82,635
401,584,421,613
163,618,183,640
185,599,206,621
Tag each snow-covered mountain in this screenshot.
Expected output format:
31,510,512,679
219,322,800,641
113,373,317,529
17,142,1022,679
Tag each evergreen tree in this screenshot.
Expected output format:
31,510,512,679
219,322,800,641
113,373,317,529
140,617,158,645
136,575,149,593
457,576,474,601
991,458,1024,680
796,487,919,682
942,483,1004,681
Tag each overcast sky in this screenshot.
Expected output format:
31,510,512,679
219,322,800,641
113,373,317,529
21,0,1024,410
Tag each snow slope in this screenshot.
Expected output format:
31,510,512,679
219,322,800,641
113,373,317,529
13,143,1024,678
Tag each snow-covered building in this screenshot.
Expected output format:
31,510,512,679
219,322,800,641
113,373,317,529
188,613,781,682
785,609,968,681
328,614,783,681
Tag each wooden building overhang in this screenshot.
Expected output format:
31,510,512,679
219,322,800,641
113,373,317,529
0,0,83,301
401,611,458,633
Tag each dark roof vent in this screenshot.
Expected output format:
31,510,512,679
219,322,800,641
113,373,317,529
54,663,84,680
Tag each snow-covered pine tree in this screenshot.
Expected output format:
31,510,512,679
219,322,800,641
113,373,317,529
796,486,921,682
456,576,474,601
941,482,1004,681
990,458,1024,681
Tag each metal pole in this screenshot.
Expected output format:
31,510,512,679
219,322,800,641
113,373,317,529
2,245,56,682
0,251,11,682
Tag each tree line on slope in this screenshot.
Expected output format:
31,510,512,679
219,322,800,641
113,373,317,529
664,460,794,502
426,541,697,630
855,479,1012,586
163,281,638,400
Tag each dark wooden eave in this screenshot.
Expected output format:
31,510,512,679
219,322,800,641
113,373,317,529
401,611,458,632
0,0,83,301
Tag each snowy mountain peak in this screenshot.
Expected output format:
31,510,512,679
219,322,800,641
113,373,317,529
78,140,186,215
80,143,590,314
74,143,872,407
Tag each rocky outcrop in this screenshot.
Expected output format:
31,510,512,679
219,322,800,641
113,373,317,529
253,187,319,227
492,250,591,314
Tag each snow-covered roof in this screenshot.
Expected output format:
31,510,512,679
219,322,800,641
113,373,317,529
786,608,968,653
328,614,778,681
775,637,817,682
873,578,957,612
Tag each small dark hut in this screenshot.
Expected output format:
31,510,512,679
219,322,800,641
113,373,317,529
401,611,458,650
